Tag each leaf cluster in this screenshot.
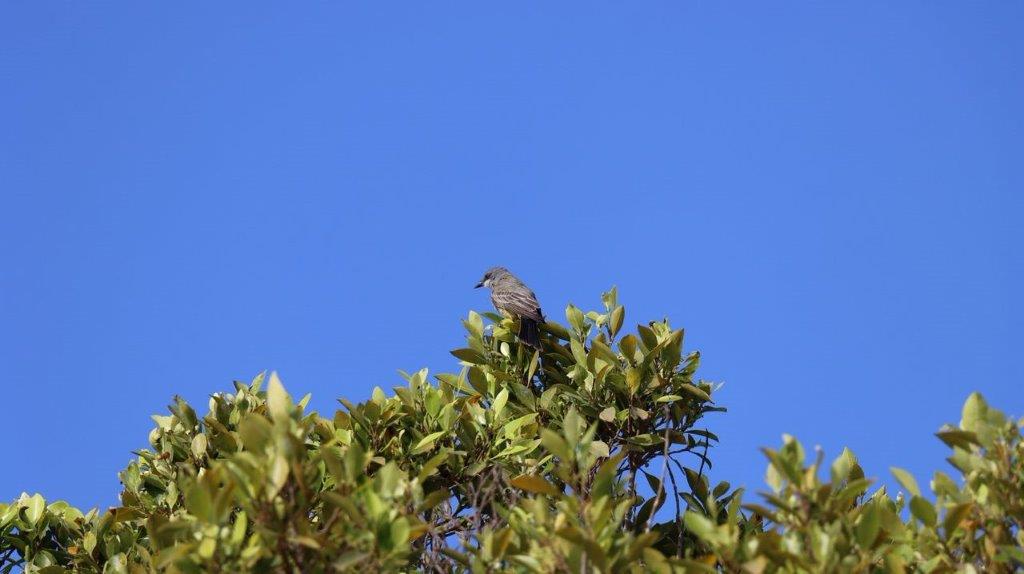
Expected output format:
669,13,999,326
2,289,1021,573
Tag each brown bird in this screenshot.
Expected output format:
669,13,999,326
475,267,545,349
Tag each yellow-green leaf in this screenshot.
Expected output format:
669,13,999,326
413,431,446,454
910,496,936,527
890,467,921,497
451,348,487,364
942,502,972,538
191,434,208,459
492,388,509,420
266,372,291,422
24,494,45,526
510,475,561,497
609,306,625,337
680,384,711,402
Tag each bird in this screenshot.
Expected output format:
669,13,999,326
475,267,545,349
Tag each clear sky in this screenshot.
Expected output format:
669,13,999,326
2,3,1021,511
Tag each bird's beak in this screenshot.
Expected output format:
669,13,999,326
474,281,484,289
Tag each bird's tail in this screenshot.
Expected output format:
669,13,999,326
519,318,541,349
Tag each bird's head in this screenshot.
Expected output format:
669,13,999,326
475,266,510,289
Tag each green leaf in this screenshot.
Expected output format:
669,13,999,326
637,324,659,349
371,386,387,403
155,544,194,569
0,504,17,527
890,467,921,497
643,471,663,495
599,407,616,422
266,372,291,422
625,368,641,394
742,503,777,521
601,287,618,311
151,415,174,430
238,414,273,452
834,478,872,505
830,447,856,484
626,433,662,447
502,413,537,437
333,551,369,570
450,348,487,364
466,367,488,395
191,433,208,459
960,392,985,431
231,511,248,544
463,311,484,338
618,335,638,361
855,503,880,547
417,451,449,482
510,474,561,497
609,306,625,337
249,371,266,392
910,495,937,527
562,408,582,446
413,431,446,454
570,339,588,365
185,483,214,523
377,462,402,497
269,453,289,498
680,384,711,402
635,496,659,528
765,458,783,493
659,330,684,369
112,506,145,523
345,443,369,481
388,519,411,550
540,429,570,461
198,537,217,559
684,467,709,501
590,340,619,365
540,321,571,341
24,493,45,526
556,526,609,572
931,471,959,497
656,394,683,403
683,512,715,542
935,428,980,450
418,489,450,513
491,388,509,420
942,502,972,538
712,480,731,498
959,392,1003,447
439,548,471,567
495,437,539,458
566,305,586,333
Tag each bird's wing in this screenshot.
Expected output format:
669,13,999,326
492,288,544,322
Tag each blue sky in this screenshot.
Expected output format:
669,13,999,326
2,3,1021,511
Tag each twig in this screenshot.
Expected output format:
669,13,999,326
696,427,710,482
644,406,673,531
666,463,684,556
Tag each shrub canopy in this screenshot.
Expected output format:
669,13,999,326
2,289,1022,573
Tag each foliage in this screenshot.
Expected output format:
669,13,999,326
1,289,1021,573
683,391,1024,573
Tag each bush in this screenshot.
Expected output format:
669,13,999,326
2,289,1021,573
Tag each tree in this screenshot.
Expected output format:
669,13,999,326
2,289,1021,573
